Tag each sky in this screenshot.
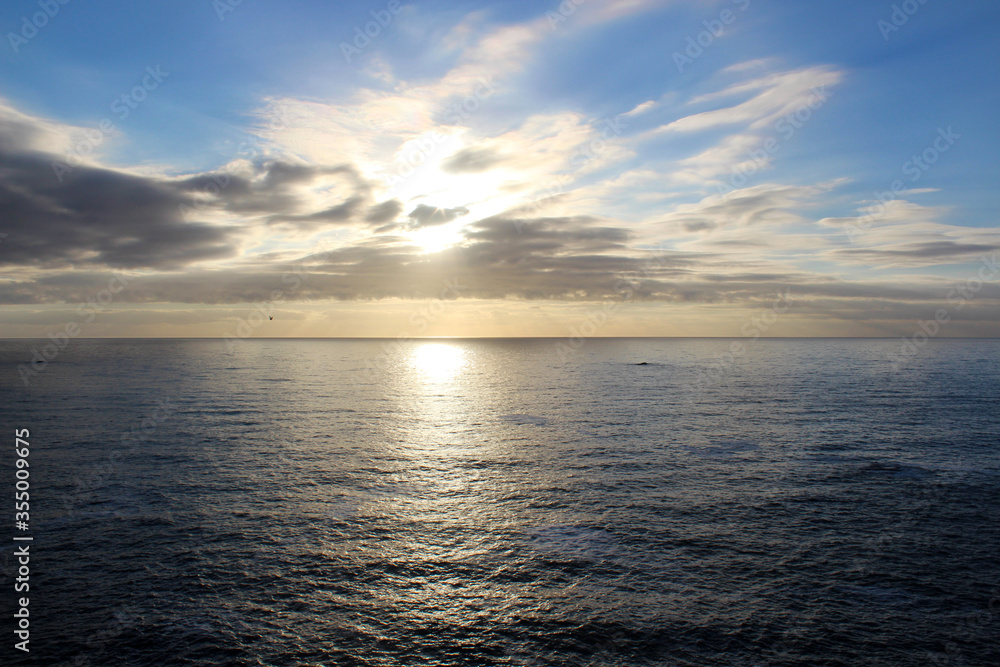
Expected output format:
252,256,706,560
0,0,998,338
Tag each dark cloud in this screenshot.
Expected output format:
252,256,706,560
0,109,384,268
7,246,998,313
828,241,1000,266
408,204,469,227
3,105,997,327
0,110,51,154
267,196,366,229
682,186,809,227
274,213,695,301
178,162,373,229
365,199,403,225
441,147,504,174
462,215,632,264
0,148,235,269
4,205,1000,320
261,161,333,188
683,220,716,233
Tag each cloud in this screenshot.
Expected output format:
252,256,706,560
0,98,93,156
266,197,366,229
441,146,505,173
818,200,1000,267
407,204,470,227
655,66,842,134
2,3,996,340
574,0,678,26
3,94,994,332
829,242,999,267
622,100,657,117
653,183,832,241
601,64,848,197
365,199,403,224
180,162,372,218
0,106,391,268
252,6,646,209
0,136,236,270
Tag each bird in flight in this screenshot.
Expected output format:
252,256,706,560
269,316,273,320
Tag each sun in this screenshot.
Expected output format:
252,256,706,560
408,221,466,254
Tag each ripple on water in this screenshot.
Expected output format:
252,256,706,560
524,524,619,561
5,338,1000,666
499,414,549,426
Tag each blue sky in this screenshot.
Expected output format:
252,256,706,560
1,0,998,337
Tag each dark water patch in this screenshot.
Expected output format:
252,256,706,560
499,413,549,425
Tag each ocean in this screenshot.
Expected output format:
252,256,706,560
2,338,999,666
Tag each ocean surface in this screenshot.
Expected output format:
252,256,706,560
2,338,999,666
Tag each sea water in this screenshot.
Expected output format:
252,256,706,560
2,338,999,665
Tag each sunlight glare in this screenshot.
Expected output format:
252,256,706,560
411,343,466,382
409,221,465,254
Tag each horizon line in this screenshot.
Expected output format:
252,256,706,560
3,336,1000,341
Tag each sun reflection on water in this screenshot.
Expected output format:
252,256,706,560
410,342,466,383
